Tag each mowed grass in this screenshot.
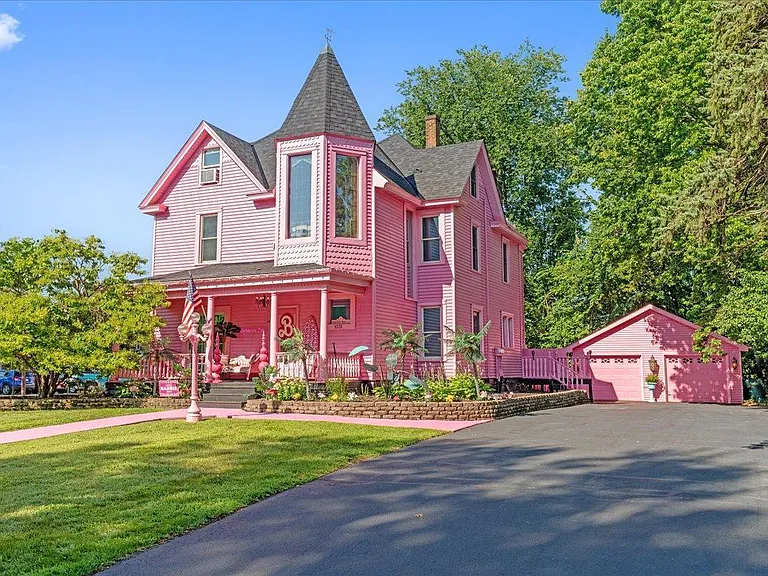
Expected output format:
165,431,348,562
0,419,441,576
0,409,160,433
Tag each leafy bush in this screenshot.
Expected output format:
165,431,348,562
113,381,153,398
325,377,349,400
273,377,306,401
427,373,492,401
252,366,277,397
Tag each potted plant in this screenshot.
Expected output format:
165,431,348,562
645,373,659,390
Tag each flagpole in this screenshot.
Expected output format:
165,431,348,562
178,273,207,424
186,323,202,423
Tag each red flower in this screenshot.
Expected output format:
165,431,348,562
392,395,400,401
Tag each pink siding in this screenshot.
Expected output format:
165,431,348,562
416,208,457,376
373,191,418,368
453,156,525,380
571,310,743,404
152,135,275,276
324,136,374,277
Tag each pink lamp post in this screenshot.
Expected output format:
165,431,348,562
178,312,211,423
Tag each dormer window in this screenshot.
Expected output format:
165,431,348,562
288,154,312,239
200,148,221,184
335,154,359,238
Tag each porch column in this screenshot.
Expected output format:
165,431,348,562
269,291,279,366
205,295,215,382
319,287,329,361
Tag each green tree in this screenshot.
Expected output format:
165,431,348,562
0,231,167,396
377,44,586,346
682,0,768,376
279,328,314,399
379,325,425,379
445,321,490,398
541,0,716,345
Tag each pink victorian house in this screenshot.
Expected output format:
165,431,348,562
138,45,528,385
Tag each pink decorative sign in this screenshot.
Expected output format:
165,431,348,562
159,379,180,397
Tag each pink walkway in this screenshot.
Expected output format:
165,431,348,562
0,408,487,445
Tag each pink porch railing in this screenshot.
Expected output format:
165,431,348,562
522,349,590,392
276,352,366,381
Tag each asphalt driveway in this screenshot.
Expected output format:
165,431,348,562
101,403,768,576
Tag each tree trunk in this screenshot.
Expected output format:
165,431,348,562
40,373,59,398
471,363,481,399
302,357,311,399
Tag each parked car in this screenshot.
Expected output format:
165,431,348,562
56,372,109,395
0,370,38,396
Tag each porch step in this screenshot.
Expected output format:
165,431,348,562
199,400,247,409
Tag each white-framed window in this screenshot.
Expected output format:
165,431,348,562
330,298,351,321
422,216,440,262
405,211,414,298
334,154,360,238
472,309,483,334
471,225,480,271
470,165,477,198
502,240,509,283
422,306,442,358
200,148,221,184
199,213,219,263
287,154,313,239
501,314,514,349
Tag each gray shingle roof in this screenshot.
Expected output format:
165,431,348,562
199,49,481,202
147,261,328,283
376,135,483,200
278,45,374,142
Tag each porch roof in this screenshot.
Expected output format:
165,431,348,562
146,260,372,295
148,261,329,283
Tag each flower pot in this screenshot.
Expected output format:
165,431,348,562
646,383,656,390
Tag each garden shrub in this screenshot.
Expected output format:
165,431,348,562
325,377,348,401
427,373,492,401
268,377,306,401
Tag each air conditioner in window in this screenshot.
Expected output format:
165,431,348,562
200,168,220,184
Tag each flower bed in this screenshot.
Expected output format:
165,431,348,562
0,397,190,411
243,390,589,421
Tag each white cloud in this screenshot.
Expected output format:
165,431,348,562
0,14,23,51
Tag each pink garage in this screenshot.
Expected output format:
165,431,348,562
564,305,748,404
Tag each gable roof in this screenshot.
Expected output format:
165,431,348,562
140,47,518,214
277,44,374,142
564,304,749,352
376,135,483,200
206,123,267,188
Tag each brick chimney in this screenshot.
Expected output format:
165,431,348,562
425,115,439,148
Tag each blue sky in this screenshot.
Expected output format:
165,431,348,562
0,1,615,268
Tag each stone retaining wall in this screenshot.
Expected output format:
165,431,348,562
0,397,190,411
243,390,589,420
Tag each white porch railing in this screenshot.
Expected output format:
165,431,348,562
275,352,365,380
117,353,205,381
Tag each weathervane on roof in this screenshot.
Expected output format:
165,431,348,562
325,28,333,47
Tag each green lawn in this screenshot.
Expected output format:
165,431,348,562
0,419,441,576
0,408,160,433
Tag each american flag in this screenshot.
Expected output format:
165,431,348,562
181,273,203,327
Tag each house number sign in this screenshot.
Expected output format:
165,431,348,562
278,313,295,339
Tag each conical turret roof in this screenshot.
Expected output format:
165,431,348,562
278,45,374,141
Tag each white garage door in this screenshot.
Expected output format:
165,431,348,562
588,356,642,401
665,356,730,403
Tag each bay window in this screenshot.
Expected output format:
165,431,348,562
288,154,312,238
335,154,359,238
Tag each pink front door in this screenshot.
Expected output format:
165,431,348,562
665,356,730,403
588,356,642,401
